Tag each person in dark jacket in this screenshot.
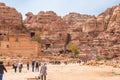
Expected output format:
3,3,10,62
35,61,39,72
27,62,29,71
13,62,17,73
0,61,7,80
32,59,35,72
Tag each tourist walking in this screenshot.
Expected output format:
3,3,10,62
13,62,17,73
27,62,29,71
18,61,23,73
35,61,39,72
38,61,41,70
40,63,47,80
0,61,7,80
32,59,35,72
38,61,41,67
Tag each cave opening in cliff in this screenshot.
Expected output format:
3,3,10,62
30,32,35,37
7,45,9,48
0,33,6,36
45,43,51,49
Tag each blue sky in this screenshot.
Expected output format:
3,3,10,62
0,0,120,19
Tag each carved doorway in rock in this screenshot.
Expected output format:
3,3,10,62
30,32,35,37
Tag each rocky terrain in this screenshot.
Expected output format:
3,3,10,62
0,3,24,34
24,4,120,60
0,2,120,61
24,11,68,32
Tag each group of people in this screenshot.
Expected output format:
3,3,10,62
31,59,41,72
0,60,47,80
13,61,23,73
30,60,48,80
12,60,41,73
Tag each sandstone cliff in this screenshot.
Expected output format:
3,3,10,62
0,2,119,60
84,5,120,33
24,11,69,51
63,12,92,32
24,11,68,32
52,5,120,59
0,2,23,34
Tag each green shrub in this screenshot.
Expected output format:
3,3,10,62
17,54,23,58
69,44,80,58
96,55,103,61
32,34,41,44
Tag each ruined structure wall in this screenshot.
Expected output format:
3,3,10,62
0,34,40,57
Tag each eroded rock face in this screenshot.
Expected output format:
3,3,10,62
0,2,5,6
63,13,92,32
24,11,68,32
107,6,120,33
62,5,120,60
0,2,23,34
48,19,68,31
96,5,120,59
23,4,120,60
83,16,97,32
24,11,69,50
77,6,119,32
63,13,92,26
96,15,106,31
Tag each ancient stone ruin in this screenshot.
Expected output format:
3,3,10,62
0,2,40,58
0,2,120,61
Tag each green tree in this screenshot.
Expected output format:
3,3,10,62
32,34,41,44
69,44,79,58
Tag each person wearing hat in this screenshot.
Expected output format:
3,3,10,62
0,61,7,80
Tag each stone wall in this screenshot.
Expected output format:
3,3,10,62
0,34,40,57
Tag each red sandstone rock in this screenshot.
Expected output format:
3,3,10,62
24,11,68,32
0,2,120,60
83,16,97,32
0,2,23,34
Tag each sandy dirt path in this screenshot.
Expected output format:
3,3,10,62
3,64,120,80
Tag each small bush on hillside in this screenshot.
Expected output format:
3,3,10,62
69,44,80,58
17,54,23,58
32,34,41,44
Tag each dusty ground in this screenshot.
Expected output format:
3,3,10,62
3,63,120,80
